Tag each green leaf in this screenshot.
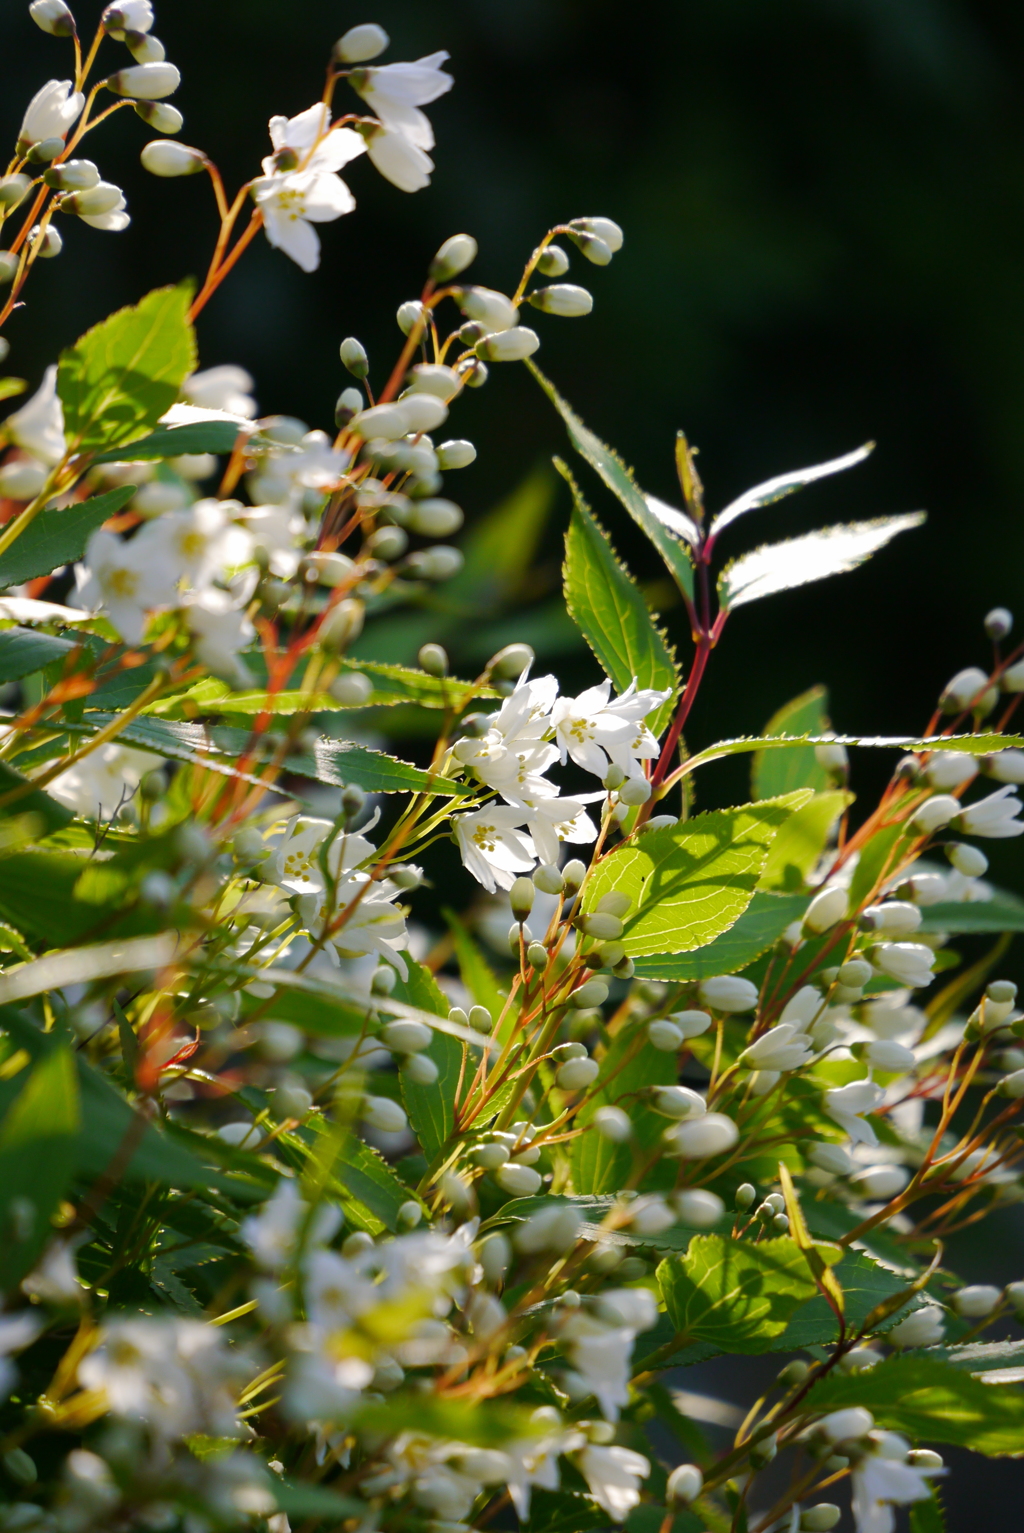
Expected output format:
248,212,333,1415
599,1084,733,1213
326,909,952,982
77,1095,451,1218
752,687,832,798
847,822,907,911
444,909,508,1020
93,420,243,462
560,463,679,735
573,1021,678,1193
909,1496,946,1533
530,362,695,603
804,1352,1024,1455
0,1044,80,1289
718,513,926,610
337,1133,414,1233
759,790,853,892
934,1339,1024,1380
0,762,73,833
709,444,874,537
0,486,137,587
582,792,810,958
271,1480,365,1521
163,661,492,717
917,894,1024,934
631,890,809,980
393,961,462,1161
0,379,27,403
0,626,79,683
683,731,1021,777
58,284,196,454
657,1234,828,1353
777,1250,926,1350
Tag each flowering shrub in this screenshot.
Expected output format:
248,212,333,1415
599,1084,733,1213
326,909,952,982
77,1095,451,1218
1,8,1024,1533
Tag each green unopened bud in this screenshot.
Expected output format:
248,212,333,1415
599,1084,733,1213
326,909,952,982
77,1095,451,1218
448,1007,468,1027
436,438,476,470
417,642,449,677
800,1507,841,1532
603,763,626,790
567,229,613,265
580,911,623,940
837,958,873,988
2,1449,37,1486
0,253,20,286
613,955,635,978
330,670,374,706
490,642,535,680
772,1211,790,1232
396,1199,422,1229
341,783,367,820
906,1449,944,1470
776,1359,810,1387
26,137,65,164
43,159,99,191
533,863,564,895
526,283,593,317
371,964,397,995
126,30,166,63
390,864,423,890
527,941,548,970
988,980,1018,1004
430,232,478,281
510,876,535,922
562,859,587,894
735,1182,756,1211
468,1005,492,1033
340,336,369,378
536,244,570,276
618,776,652,806
457,357,489,388
0,176,31,210
570,979,609,1009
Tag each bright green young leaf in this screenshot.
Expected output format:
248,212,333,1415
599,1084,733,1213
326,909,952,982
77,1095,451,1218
759,789,852,891
561,464,680,736
0,379,27,403
752,686,832,798
909,1497,946,1533
583,792,809,958
0,626,79,684
0,486,137,588
394,960,462,1161
847,822,906,910
631,891,809,980
0,1044,80,1289
529,362,695,603
58,284,196,454
718,513,926,611
93,420,243,462
657,1235,832,1353
164,661,493,718
804,1352,1024,1456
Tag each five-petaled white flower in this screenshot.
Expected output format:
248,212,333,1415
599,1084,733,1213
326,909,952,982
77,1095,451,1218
551,678,670,780
253,103,365,272
350,51,453,152
453,806,537,892
574,1443,651,1522
73,528,175,643
851,1440,942,1533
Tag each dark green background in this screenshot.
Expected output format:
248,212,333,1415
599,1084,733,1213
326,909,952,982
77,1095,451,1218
4,1,1024,1517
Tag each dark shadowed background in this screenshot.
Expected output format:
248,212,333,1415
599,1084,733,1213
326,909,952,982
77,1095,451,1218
4,2,1024,1518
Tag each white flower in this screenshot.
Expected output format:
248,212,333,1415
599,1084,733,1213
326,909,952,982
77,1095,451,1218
21,1240,83,1305
182,586,255,687
47,743,157,820
239,504,305,576
522,796,598,865
365,124,435,192
851,1449,941,1533
351,52,453,152
241,1179,340,1270
454,805,537,891
73,528,175,642
249,431,351,506
824,1077,886,1146
253,105,365,273
957,784,1024,838
266,817,375,894
78,1317,243,1438
740,1022,814,1072
505,1427,580,1520
136,498,253,591
561,1313,637,1421
575,1444,650,1522
77,188,130,232
17,79,84,152
5,365,66,465
888,1304,945,1349
182,365,257,419
909,794,961,834
871,942,936,989
300,873,409,977
925,751,979,789
551,678,669,780
699,974,759,1013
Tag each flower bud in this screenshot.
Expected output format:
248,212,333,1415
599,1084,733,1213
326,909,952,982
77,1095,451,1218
863,1038,916,1075
527,283,593,317
333,386,363,427
537,244,570,276
910,793,961,834
648,1019,683,1051
837,958,873,989
489,642,535,680
800,1507,841,1532
510,875,535,923
407,498,463,537
108,62,181,99
334,22,389,62
417,642,448,677
140,139,204,176
396,299,427,335
468,1005,492,1033
953,1283,1002,1317
665,1465,702,1506
999,1068,1024,1098
580,911,623,941
1002,658,1024,692
495,1162,542,1196
516,1205,581,1255
0,176,31,211
819,1407,874,1443
430,233,478,281
673,1189,724,1228
664,1112,738,1159
26,137,65,164
907,1449,944,1470
475,327,540,362
529,864,563,896
371,963,397,995
984,748,1024,785
594,1105,631,1141
473,1141,510,1170
435,438,476,471
699,974,758,1013
889,1304,945,1349
603,763,626,790
804,885,848,933
336,336,370,381
571,216,624,251
402,1052,439,1085
986,606,1013,640
134,100,183,132
652,1085,706,1120
562,859,587,894
30,0,76,35
127,30,165,62
389,864,423,892
31,224,62,259
619,776,652,806
330,670,373,705
405,546,464,580
567,229,612,265
341,783,367,820
319,598,364,652
941,665,996,715
62,181,124,215
395,1200,422,1232
381,1019,432,1053
43,159,99,191
849,1162,909,1199
526,941,548,970
570,979,608,1009
0,460,47,499
363,1095,408,1134
556,1056,599,1091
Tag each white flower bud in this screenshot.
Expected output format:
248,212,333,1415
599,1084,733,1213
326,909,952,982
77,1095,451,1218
889,1304,945,1349
474,1142,510,1170
648,1019,683,1051
669,1008,713,1037
380,1020,432,1053
568,230,612,265
627,1196,676,1235
134,100,183,132
363,1095,408,1133
0,460,48,500
666,1464,702,1506
984,605,1013,639
808,1141,853,1175
673,1189,724,1228
946,840,988,876
804,885,848,933
407,498,463,537
571,216,624,252
871,942,936,989
396,299,428,335
527,283,593,316
699,975,759,1013
594,1287,659,1330
865,1039,916,1074
0,254,17,287
0,176,31,210
436,438,476,471
849,1163,909,1199
925,750,979,789
455,285,517,331
618,776,652,806
953,1284,1002,1317
330,671,374,705
400,393,449,433
814,736,849,771
475,326,540,362
108,62,181,99
941,665,997,714
863,900,922,937
30,0,75,35
910,793,961,834
43,159,99,191
274,1079,313,1118
140,139,204,176
402,1052,439,1085
653,1085,706,1119
103,2,153,33
664,1112,738,1159
334,22,389,61
581,912,623,941
1002,657,1024,692
127,32,165,63
495,1162,542,1197
35,224,60,260
63,181,124,215
516,1204,581,1254
800,1506,841,1531
819,1407,874,1443
430,233,478,281
537,244,570,276
593,1105,631,1141
477,1231,511,1285
319,599,364,652
556,1056,599,1092
570,979,609,1009
532,863,564,895
985,749,1024,784
999,1069,1024,1098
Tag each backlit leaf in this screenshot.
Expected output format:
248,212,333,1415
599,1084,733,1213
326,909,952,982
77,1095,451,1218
752,686,832,798
709,443,874,537
718,513,925,611
0,486,136,587
657,1235,831,1352
631,891,809,980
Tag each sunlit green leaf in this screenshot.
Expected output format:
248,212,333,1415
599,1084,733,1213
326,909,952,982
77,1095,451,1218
709,443,874,537
752,686,832,798
631,890,808,980
759,790,852,891
0,1044,80,1289
718,513,925,610
394,960,462,1162
0,486,136,588
657,1235,832,1352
